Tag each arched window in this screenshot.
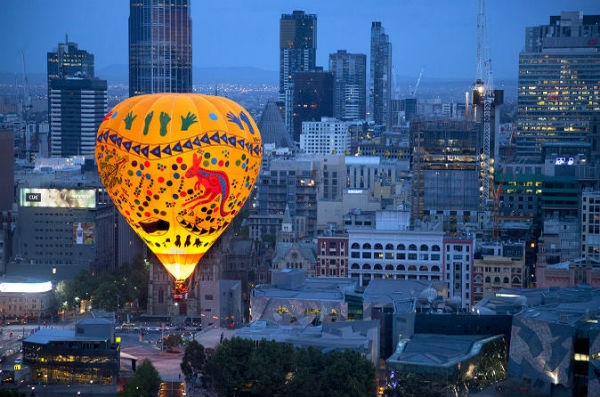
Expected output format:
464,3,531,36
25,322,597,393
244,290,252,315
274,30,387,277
503,277,509,284
385,243,394,250
475,275,483,283
351,263,360,269
374,264,383,270
408,265,417,271
485,276,491,283
419,265,428,271
351,243,360,249
431,265,440,272
397,264,405,271
385,264,394,271
374,243,383,250
397,244,405,251
362,243,371,250
494,277,501,283
432,245,441,252
512,277,521,284
420,244,429,251
409,244,417,251
362,264,371,270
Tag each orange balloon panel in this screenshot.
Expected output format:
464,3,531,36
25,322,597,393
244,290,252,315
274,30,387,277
95,94,262,283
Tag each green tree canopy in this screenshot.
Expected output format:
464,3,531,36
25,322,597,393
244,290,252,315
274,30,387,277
181,340,206,382
201,337,376,397
121,359,162,397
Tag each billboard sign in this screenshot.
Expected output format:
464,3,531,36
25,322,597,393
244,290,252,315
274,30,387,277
73,222,95,245
19,188,96,209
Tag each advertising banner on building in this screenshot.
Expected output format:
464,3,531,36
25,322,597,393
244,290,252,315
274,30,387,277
73,222,95,245
19,188,96,209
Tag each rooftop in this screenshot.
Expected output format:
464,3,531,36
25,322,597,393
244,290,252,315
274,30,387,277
24,328,109,345
253,271,356,302
387,334,504,368
235,319,378,355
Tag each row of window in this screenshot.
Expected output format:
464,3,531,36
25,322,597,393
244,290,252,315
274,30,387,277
350,263,441,272
351,243,441,251
351,252,441,261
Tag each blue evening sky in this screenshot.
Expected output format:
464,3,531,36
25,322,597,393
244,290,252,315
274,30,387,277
1,0,598,80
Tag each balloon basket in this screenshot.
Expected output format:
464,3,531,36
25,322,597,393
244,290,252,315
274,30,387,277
173,281,189,301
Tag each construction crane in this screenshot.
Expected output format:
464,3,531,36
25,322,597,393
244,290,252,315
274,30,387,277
411,67,424,97
475,0,495,210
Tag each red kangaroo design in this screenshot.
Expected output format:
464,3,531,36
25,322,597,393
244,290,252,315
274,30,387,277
183,153,231,216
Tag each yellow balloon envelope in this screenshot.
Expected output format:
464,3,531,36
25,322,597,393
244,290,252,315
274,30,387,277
95,94,262,295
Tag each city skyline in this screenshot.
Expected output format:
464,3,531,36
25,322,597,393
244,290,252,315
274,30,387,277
1,0,599,81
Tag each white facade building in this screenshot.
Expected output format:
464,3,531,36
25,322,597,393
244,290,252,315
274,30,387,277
348,213,445,287
300,118,350,155
443,238,473,310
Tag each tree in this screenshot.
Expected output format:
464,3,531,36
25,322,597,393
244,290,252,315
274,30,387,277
248,339,294,396
121,359,162,397
204,337,254,396
163,334,182,348
181,340,206,382
284,347,326,397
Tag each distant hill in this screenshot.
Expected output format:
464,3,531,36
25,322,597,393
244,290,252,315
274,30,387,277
96,64,278,85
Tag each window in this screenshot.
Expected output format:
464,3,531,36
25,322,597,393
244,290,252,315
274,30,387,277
374,243,383,250
385,264,394,271
408,265,417,271
419,265,428,271
420,244,428,251
362,264,371,270
503,277,509,284
431,265,440,272
351,243,360,249
385,244,394,250
512,277,521,284
494,277,501,284
351,263,360,269
409,244,417,251
432,245,440,251
396,264,405,271
396,253,406,260
485,276,491,283
374,264,382,270
397,244,405,250
362,243,371,250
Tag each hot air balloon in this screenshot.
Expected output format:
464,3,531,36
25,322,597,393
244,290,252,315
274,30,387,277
95,94,262,299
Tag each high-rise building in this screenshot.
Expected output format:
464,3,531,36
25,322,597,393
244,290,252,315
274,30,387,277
47,35,95,93
0,130,14,212
329,50,367,121
292,71,334,141
49,78,107,157
369,22,392,128
411,120,481,223
300,117,350,155
47,37,96,146
582,190,600,260
516,12,600,158
280,10,317,135
129,0,192,97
